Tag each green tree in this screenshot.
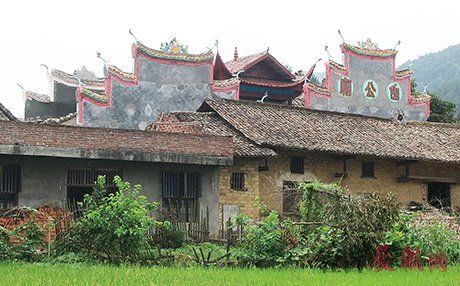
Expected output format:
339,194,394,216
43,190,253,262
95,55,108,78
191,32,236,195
412,79,458,123
428,94,458,123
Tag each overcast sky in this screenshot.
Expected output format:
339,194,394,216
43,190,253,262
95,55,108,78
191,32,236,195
0,0,457,118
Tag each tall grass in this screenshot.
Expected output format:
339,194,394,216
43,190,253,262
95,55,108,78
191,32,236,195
0,263,458,286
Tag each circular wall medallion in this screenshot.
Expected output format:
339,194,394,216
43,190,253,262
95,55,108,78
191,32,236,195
387,82,402,102
362,79,378,99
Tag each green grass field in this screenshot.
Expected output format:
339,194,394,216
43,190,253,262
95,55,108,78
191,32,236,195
0,263,458,286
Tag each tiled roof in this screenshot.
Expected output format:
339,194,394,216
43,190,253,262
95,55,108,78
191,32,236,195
107,65,136,82
240,77,304,89
0,102,17,121
39,112,77,126
225,52,267,73
201,99,460,163
81,89,109,103
395,69,413,78
0,120,233,165
213,78,240,88
23,90,51,103
50,69,105,87
225,51,295,80
136,42,214,63
149,112,276,157
342,43,398,57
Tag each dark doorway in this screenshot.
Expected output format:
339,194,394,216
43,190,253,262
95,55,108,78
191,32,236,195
427,182,451,209
66,186,93,203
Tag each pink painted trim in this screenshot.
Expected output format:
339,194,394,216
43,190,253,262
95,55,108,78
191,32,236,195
211,84,240,100
304,44,430,119
77,44,214,123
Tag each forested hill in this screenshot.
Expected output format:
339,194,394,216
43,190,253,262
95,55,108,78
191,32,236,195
400,44,460,112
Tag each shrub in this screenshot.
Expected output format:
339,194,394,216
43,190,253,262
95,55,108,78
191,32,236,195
67,176,158,264
0,220,45,262
385,213,460,265
151,223,185,249
236,211,288,267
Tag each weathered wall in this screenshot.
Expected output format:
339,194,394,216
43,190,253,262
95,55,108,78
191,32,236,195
217,159,261,234
24,100,75,120
228,154,460,217
0,154,220,235
311,54,428,121
83,58,212,130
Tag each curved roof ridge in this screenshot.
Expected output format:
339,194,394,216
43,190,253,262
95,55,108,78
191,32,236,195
136,42,214,62
50,69,105,86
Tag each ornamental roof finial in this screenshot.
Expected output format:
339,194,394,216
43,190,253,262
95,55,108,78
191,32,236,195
129,28,139,44
73,71,84,87
234,47,238,61
97,52,109,76
338,29,345,43
393,40,401,50
325,45,332,60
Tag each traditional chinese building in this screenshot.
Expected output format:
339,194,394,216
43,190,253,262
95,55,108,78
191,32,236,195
212,48,308,104
153,99,460,232
22,67,104,121
75,39,215,130
304,39,431,121
0,102,17,121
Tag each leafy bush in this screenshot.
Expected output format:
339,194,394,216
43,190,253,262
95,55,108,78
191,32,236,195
236,211,288,267
67,176,158,264
0,220,45,262
0,226,10,260
385,213,460,265
151,223,185,249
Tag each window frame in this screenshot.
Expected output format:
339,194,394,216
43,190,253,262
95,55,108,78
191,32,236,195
230,172,246,191
0,164,21,209
290,157,305,174
361,161,375,178
161,171,201,222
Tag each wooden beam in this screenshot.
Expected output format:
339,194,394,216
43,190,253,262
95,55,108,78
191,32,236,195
396,160,417,166
398,175,459,184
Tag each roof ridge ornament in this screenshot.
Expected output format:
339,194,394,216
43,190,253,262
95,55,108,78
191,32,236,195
423,83,428,95
96,52,109,76
358,38,379,50
232,70,245,79
129,28,139,44
338,29,346,43
234,47,238,61
393,40,401,50
40,64,49,71
325,45,332,60
73,71,84,87
257,92,269,103
160,38,188,55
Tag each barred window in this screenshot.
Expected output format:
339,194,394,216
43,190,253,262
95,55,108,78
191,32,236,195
162,172,201,222
67,168,121,202
361,161,375,178
0,165,21,209
290,157,304,174
230,172,246,191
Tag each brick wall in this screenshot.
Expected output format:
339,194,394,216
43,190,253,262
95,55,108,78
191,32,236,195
217,159,261,229
0,206,67,242
224,154,460,219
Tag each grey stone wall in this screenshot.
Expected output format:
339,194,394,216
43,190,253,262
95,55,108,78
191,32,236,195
0,155,220,235
24,100,75,120
83,58,213,129
311,54,428,121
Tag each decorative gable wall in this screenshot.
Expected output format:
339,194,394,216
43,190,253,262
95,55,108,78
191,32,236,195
304,41,431,121
77,41,214,130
